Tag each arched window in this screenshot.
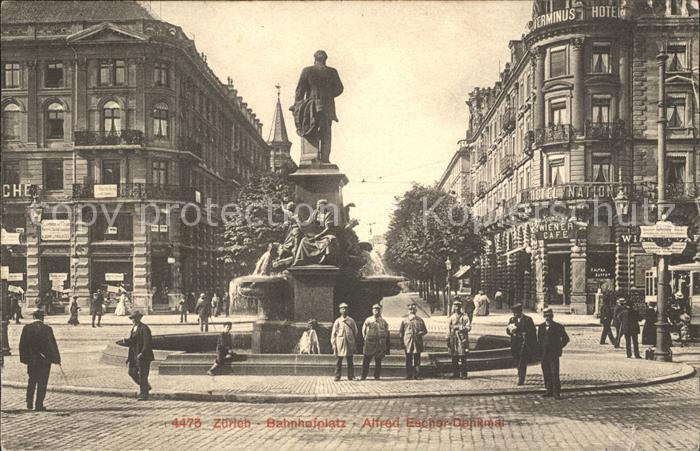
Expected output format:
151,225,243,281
103,101,121,134
153,103,168,137
3,103,21,140
46,102,64,139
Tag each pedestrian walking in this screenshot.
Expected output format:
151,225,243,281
617,299,642,359
212,292,221,317
331,302,358,381
641,302,657,347
475,290,490,316
11,294,23,324
447,300,471,379
207,322,236,375
67,296,80,326
186,292,196,314
222,292,231,317
19,309,61,411
115,291,128,317
90,290,104,328
178,295,188,323
360,304,390,380
506,303,537,385
398,302,427,380
464,295,476,323
195,293,210,332
494,289,504,310
124,310,154,401
612,298,625,348
599,299,616,345
537,307,569,400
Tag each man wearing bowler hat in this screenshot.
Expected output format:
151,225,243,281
19,309,61,411
124,310,154,400
506,303,537,385
447,300,471,379
331,302,358,381
537,307,569,399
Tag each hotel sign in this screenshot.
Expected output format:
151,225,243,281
527,183,626,203
530,6,629,31
535,222,577,241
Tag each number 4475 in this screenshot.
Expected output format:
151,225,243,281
172,417,202,428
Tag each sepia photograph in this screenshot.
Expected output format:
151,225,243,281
1,0,699,449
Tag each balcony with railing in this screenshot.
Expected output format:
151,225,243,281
534,124,573,147
500,154,514,176
177,136,204,159
585,120,625,140
72,183,196,202
74,130,144,146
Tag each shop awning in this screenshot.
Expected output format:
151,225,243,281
453,265,471,279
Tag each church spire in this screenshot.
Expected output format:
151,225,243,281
268,84,290,144
267,85,295,173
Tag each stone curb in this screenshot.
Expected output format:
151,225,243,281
2,363,695,404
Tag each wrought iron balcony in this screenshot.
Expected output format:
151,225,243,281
74,130,144,146
177,136,204,159
585,120,625,140
500,154,514,176
534,124,573,147
72,183,196,202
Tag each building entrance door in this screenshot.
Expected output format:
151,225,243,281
547,253,570,305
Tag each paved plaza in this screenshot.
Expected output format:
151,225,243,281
2,292,699,449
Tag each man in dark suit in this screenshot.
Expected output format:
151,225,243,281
618,300,642,358
612,298,625,348
599,299,616,345
90,290,104,328
506,304,537,385
537,308,570,400
290,50,344,164
207,322,236,375
123,310,154,400
19,309,61,411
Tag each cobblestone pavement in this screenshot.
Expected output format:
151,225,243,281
2,376,698,450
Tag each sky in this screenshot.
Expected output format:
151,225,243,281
149,0,533,241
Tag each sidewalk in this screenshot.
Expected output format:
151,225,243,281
10,312,258,327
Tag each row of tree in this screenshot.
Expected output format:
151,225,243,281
384,184,484,313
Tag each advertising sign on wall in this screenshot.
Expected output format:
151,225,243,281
41,220,71,241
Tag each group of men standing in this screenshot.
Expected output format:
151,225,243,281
506,304,570,399
599,297,644,358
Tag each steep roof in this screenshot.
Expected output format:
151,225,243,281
267,91,290,144
1,0,157,24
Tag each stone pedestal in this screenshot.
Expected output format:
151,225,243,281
252,320,291,354
289,165,349,223
288,265,339,323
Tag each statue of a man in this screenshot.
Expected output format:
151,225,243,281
290,50,344,164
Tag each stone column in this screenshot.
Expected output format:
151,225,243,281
132,205,151,311
24,212,40,312
571,37,586,134
534,241,546,312
75,57,88,130
619,42,631,128
26,60,38,146
70,206,91,307
533,48,546,131
570,241,588,314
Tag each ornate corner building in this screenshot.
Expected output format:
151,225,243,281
439,0,699,314
1,1,271,312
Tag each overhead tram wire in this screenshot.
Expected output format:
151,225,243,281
358,159,449,184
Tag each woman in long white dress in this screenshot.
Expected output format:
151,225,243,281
114,292,129,316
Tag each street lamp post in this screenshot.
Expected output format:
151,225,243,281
654,52,672,362
445,257,452,316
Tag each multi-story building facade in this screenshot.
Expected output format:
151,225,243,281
1,1,270,312
442,0,699,313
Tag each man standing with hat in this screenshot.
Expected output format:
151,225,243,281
124,310,154,400
331,302,358,381
447,300,471,379
506,303,537,385
399,302,428,380
612,298,625,348
618,299,642,359
537,307,569,399
19,309,61,411
361,304,390,380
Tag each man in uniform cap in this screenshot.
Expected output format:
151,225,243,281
361,304,390,380
446,300,471,379
399,302,428,379
124,310,154,400
506,303,537,385
19,309,61,411
331,302,358,381
537,308,569,399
